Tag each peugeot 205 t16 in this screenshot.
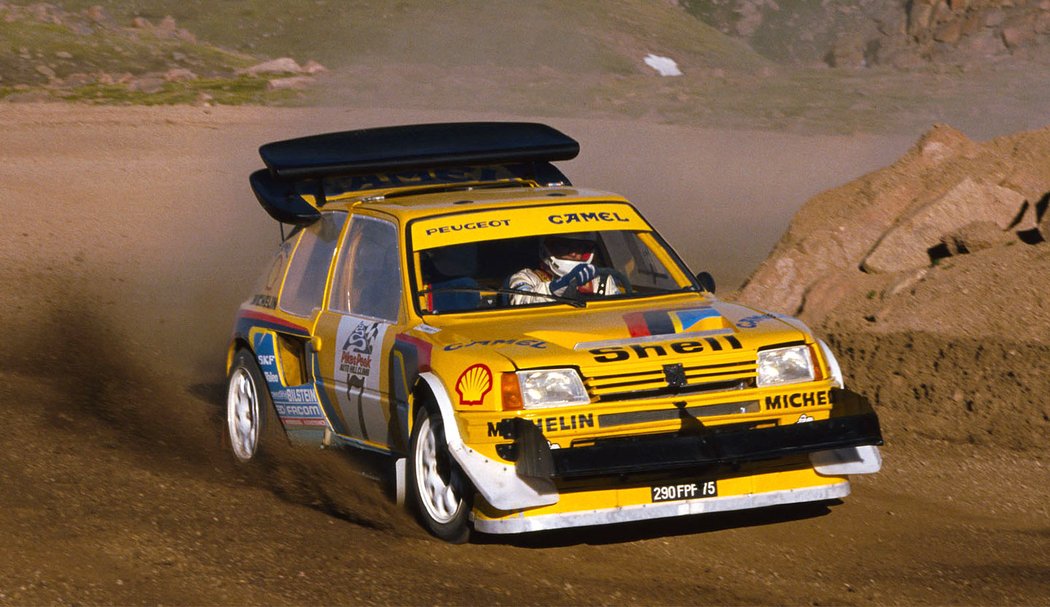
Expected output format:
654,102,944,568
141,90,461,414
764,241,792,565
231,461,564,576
225,122,883,542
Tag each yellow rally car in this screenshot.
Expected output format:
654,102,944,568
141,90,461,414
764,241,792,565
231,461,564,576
226,122,883,542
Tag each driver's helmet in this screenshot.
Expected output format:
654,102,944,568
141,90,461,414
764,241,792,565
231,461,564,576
542,235,596,277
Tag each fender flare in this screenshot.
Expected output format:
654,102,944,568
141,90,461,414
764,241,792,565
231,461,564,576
417,372,558,511
817,339,845,388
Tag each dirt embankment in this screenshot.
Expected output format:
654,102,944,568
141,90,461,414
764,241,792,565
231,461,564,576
736,123,1050,453
1,104,1048,605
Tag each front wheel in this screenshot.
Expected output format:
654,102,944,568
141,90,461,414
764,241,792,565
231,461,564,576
408,406,472,543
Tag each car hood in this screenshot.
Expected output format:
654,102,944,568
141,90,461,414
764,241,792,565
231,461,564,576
421,297,811,368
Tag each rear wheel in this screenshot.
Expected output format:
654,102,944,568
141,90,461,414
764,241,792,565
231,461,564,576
408,406,471,543
226,349,281,463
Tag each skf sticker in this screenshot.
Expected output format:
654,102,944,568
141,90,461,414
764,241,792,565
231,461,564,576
456,364,493,406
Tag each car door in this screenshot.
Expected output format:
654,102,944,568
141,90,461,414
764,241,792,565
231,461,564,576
261,212,346,434
313,213,406,450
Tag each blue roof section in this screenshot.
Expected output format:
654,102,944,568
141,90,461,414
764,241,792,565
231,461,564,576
258,122,580,180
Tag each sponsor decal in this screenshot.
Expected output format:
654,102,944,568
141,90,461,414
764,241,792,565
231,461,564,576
339,320,380,376
251,294,278,309
252,332,326,426
237,310,309,337
736,313,781,329
444,339,547,351
624,307,724,337
672,308,722,332
424,219,511,236
486,413,596,437
547,211,631,225
764,390,833,411
589,335,742,363
797,414,815,424
455,364,493,406
412,323,441,335
334,317,391,440
395,333,433,372
271,386,323,425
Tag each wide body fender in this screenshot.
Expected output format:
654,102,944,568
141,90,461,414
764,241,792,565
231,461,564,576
417,372,558,511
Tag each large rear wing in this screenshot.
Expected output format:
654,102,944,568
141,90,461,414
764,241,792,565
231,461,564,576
249,122,580,225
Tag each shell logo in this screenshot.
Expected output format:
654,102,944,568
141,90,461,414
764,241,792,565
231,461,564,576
455,364,493,406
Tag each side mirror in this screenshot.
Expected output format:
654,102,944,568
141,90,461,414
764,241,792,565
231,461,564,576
696,271,716,294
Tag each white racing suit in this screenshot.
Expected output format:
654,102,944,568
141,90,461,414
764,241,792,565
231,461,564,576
507,267,619,306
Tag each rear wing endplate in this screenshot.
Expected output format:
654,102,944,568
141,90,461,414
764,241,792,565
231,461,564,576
250,122,580,225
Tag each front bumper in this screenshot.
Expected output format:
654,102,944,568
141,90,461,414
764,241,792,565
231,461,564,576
497,388,883,480
473,480,850,534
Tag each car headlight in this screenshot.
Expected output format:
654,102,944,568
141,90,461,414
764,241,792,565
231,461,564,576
516,369,589,409
756,345,815,387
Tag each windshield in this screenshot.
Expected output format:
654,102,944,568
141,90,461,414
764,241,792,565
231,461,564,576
413,229,697,314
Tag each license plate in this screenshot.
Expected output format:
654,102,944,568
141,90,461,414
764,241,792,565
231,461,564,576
650,480,718,503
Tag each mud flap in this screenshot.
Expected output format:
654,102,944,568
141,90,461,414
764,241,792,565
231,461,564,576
811,444,882,476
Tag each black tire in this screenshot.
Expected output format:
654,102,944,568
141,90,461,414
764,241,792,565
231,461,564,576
225,349,283,463
407,406,472,543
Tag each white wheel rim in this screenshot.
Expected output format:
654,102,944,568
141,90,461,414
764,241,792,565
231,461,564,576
227,367,260,462
414,415,462,524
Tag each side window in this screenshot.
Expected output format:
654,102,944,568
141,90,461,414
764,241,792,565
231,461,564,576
249,236,296,309
279,212,347,317
329,215,402,322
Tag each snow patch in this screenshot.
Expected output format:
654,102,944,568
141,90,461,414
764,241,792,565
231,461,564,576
644,54,682,77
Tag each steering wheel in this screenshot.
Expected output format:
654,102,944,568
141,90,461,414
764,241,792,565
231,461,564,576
594,267,632,295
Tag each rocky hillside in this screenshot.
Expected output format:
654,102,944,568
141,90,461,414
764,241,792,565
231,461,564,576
3,1,1047,136
735,124,1050,450
687,0,1050,68
0,2,326,104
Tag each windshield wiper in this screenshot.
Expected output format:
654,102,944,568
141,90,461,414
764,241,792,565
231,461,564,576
418,285,587,308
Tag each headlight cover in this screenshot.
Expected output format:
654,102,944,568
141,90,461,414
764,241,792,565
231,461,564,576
756,345,815,387
518,369,589,409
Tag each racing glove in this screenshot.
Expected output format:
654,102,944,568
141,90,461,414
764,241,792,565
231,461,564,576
549,263,597,296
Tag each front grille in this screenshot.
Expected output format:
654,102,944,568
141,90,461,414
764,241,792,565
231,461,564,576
581,355,757,402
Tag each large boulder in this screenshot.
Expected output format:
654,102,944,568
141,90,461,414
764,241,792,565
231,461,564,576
861,178,1025,273
736,123,1050,320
